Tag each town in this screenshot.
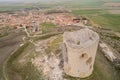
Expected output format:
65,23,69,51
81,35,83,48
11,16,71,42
0,8,89,34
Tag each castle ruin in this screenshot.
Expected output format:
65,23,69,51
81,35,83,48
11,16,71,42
62,28,99,78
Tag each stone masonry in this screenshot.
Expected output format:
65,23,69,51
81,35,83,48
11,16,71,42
62,28,99,78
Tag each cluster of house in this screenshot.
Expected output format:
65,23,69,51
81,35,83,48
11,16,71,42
0,10,89,33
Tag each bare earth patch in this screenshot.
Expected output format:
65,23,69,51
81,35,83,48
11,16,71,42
103,2,120,7
31,36,66,80
108,10,120,14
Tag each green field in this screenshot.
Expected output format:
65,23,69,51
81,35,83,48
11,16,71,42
65,1,104,8
72,9,120,31
0,4,33,12
41,22,56,28
88,14,120,31
0,2,58,12
41,22,56,33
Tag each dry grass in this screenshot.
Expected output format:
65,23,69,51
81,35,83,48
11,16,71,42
45,35,63,54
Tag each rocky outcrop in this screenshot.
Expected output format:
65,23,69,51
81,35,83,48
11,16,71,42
62,28,99,78
99,41,120,70
99,42,117,62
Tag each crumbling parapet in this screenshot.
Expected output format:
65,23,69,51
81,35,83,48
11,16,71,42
62,28,99,78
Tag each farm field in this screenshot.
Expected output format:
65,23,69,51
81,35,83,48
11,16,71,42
72,9,120,31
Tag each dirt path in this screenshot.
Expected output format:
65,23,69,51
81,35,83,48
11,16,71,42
114,32,120,37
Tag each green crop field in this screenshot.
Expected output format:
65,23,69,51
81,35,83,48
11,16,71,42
41,22,56,33
0,4,33,12
88,14,120,31
72,9,120,32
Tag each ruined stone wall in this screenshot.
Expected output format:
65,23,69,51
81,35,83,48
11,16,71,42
63,28,99,78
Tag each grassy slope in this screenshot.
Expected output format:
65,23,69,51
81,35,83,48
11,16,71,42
5,35,120,80
5,42,43,80
4,33,62,80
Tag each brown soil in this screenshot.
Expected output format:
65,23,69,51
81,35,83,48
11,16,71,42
108,10,120,14
103,2,120,7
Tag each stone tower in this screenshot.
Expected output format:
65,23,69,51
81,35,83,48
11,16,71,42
62,28,99,78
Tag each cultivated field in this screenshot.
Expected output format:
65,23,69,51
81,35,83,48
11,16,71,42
72,9,120,32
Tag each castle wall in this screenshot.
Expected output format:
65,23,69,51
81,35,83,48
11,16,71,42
63,28,99,78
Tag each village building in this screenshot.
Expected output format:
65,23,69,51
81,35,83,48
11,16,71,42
0,9,90,34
